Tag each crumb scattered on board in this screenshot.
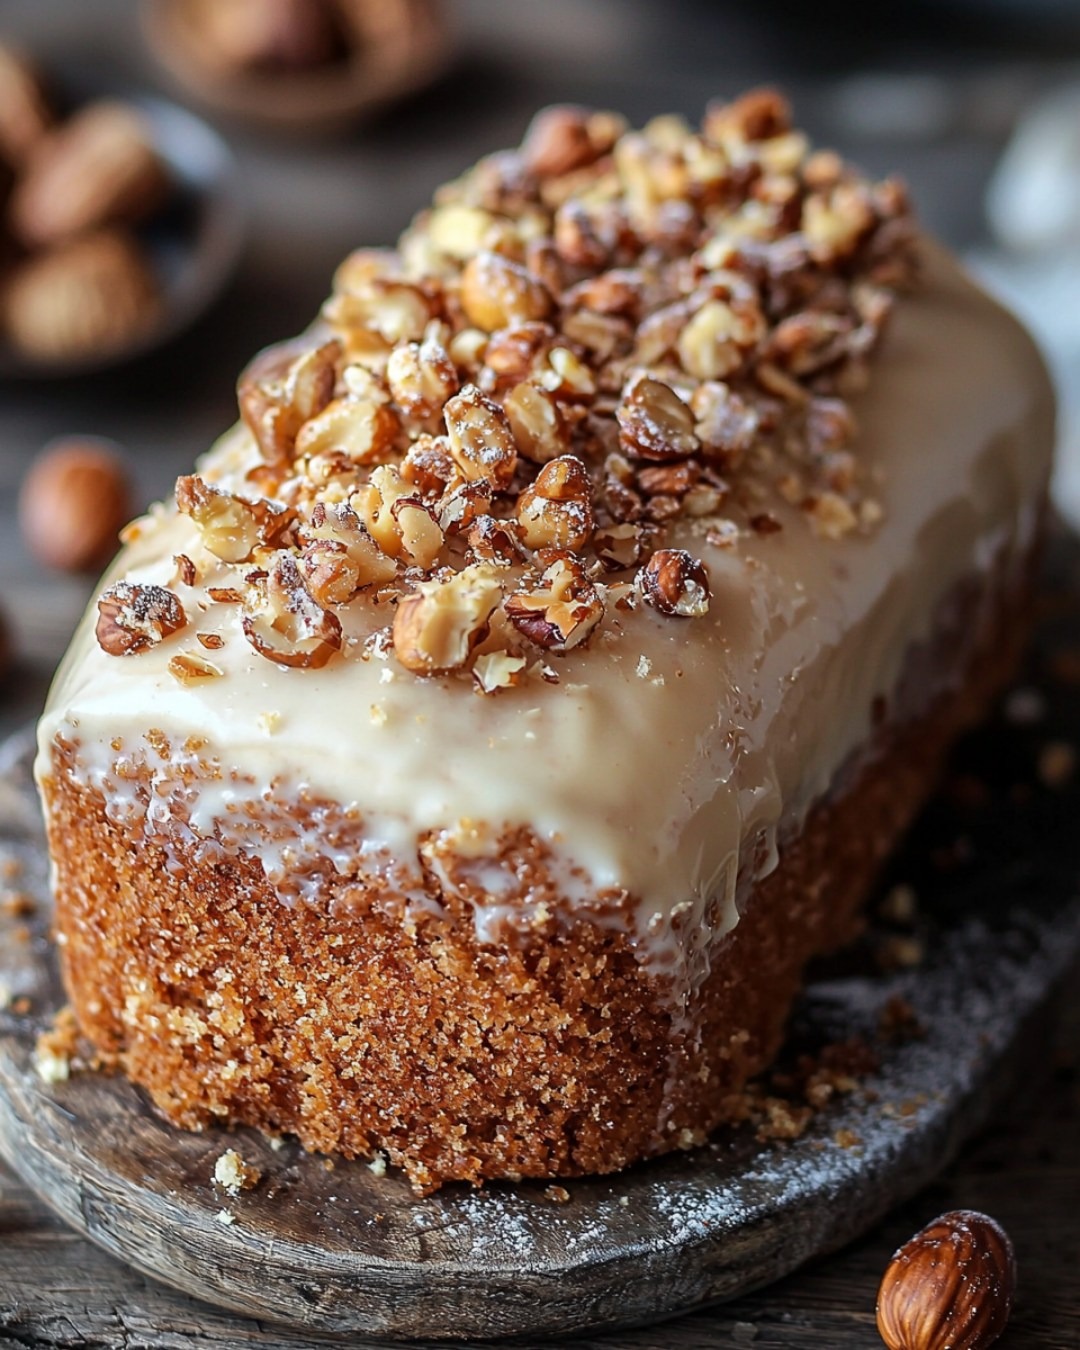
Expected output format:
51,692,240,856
34,1044,70,1084
0,889,34,917
34,1006,83,1083
878,882,918,926
213,1148,260,1196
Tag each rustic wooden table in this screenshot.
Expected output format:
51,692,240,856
0,1,1078,1345
0,997,1075,1348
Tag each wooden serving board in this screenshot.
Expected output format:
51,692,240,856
1,551,1080,1341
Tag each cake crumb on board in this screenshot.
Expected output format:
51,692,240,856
34,1044,70,1085
212,1148,261,1196
33,1005,83,1083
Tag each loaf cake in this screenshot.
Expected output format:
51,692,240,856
35,91,1054,1192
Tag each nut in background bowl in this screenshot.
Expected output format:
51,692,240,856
140,0,453,134
19,436,135,575
0,96,245,380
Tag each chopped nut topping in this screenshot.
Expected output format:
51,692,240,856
400,434,456,495
391,496,444,568
473,649,527,693
168,650,224,685
522,105,604,179
444,384,518,488
516,455,594,552
107,92,916,682
295,395,400,466
554,201,609,269
637,548,711,617
802,185,874,263
617,375,701,462
386,335,459,420
306,501,399,587
96,581,187,655
504,380,569,463
299,539,362,607
460,251,552,333
594,521,647,571
677,301,747,380
703,87,791,146
238,338,340,465
242,552,342,669
505,556,604,652
426,203,497,260
466,514,525,565
392,563,503,673
174,553,197,586
438,479,493,535
537,346,595,399
350,464,414,557
324,278,431,349
637,462,699,497
176,475,265,564
483,322,554,384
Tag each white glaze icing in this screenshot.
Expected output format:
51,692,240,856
35,241,1055,989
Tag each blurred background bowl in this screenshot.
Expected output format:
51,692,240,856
140,0,452,134
0,95,245,380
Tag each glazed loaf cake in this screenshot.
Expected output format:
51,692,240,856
36,92,1054,1191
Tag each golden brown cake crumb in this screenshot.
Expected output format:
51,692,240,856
212,1148,261,1196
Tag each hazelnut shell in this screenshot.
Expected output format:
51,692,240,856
876,1209,1017,1350
19,438,134,573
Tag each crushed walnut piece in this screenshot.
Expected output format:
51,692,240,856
96,581,186,655
94,91,916,685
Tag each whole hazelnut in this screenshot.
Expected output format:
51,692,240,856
0,44,53,166
10,100,169,249
521,106,595,179
183,0,347,74
637,548,711,617
4,230,161,363
876,1210,1016,1350
19,438,134,573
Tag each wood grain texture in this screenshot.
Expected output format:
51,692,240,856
2,543,1080,1341
0,1018,1076,1350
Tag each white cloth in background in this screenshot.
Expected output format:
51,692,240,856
967,82,1080,527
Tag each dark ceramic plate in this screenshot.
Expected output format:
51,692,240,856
0,95,245,380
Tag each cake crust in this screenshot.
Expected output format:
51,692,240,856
41,558,1032,1191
